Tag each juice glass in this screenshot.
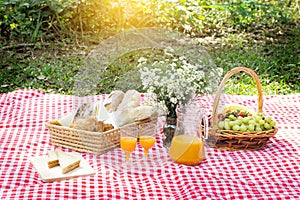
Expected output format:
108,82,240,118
139,122,156,158
169,104,208,166
120,125,138,162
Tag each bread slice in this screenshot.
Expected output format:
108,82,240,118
55,149,81,174
47,150,59,168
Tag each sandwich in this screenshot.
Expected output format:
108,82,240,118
55,149,81,174
47,150,59,168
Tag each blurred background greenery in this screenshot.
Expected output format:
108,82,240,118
0,0,299,95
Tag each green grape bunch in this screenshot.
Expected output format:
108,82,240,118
218,109,277,132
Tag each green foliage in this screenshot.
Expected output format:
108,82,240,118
67,0,163,36
0,0,162,42
66,0,114,34
152,0,296,36
0,0,77,42
0,0,297,42
218,0,290,29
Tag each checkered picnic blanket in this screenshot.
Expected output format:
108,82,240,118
0,89,299,199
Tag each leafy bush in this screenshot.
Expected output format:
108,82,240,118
0,0,76,42
0,0,162,42
0,0,297,43
152,0,295,36
218,0,290,29
67,0,162,35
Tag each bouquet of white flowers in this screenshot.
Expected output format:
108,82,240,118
139,55,222,118
138,49,223,148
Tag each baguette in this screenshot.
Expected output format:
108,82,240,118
104,90,124,112
116,90,140,112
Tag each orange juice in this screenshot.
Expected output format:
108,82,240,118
120,137,137,153
139,136,155,150
139,136,155,156
169,135,205,166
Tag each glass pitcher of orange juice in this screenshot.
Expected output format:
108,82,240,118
169,104,208,166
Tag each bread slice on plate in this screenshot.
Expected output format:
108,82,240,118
55,149,81,174
47,150,59,168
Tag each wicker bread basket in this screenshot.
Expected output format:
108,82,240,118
46,118,154,155
207,67,278,150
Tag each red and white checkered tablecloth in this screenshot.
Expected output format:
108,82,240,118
0,89,299,199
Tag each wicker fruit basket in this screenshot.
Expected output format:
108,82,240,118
207,67,278,150
46,118,154,155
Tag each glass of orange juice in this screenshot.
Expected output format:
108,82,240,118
120,125,138,162
139,122,156,158
169,103,208,166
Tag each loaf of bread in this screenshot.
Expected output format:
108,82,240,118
104,90,125,112
131,106,158,121
71,102,102,132
113,106,157,127
116,90,140,112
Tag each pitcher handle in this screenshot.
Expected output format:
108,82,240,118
204,115,209,140
199,109,209,141
200,115,209,141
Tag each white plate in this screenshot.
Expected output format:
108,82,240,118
30,155,95,182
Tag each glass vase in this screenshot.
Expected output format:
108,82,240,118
163,116,177,148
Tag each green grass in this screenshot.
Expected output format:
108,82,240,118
1,28,299,95
209,26,300,95
0,44,85,94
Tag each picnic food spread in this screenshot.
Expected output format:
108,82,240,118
2,85,299,199
32,67,279,182
36,89,159,180
46,68,278,164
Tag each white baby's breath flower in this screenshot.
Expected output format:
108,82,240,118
164,46,174,53
139,55,222,117
179,56,186,61
151,61,159,66
170,62,177,68
170,97,177,104
138,57,147,64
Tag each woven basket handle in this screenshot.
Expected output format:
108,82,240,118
211,67,263,129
